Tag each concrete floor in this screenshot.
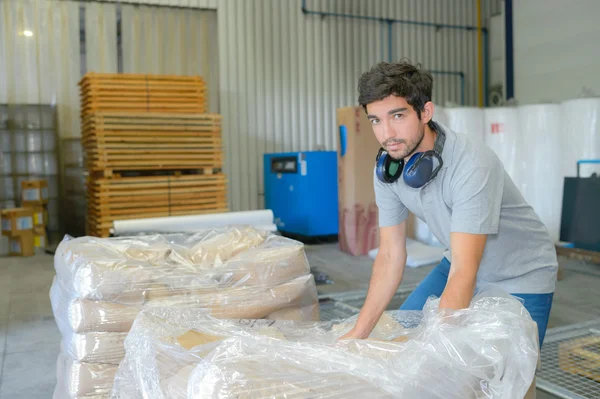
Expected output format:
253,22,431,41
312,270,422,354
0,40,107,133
1,244,600,398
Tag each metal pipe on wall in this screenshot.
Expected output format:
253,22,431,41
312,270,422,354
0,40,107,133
301,0,488,107
504,0,514,100
477,0,484,107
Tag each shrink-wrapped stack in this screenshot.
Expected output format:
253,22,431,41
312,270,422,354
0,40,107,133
560,97,600,178
112,291,539,399
445,106,485,142
517,104,562,241
483,107,521,187
50,226,319,398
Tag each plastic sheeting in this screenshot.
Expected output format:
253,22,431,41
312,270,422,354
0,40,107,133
484,107,521,187
560,98,600,178
445,107,484,141
517,104,562,241
112,290,539,399
50,226,319,398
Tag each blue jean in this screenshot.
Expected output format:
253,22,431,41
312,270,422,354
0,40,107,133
400,258,553,348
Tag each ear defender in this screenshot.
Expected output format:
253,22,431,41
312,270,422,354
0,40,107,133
375,148,404,183
375,125,445,188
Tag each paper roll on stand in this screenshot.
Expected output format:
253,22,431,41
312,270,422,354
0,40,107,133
433,105,449,126
112,210,277,236
560,97,600,178
517,104,562,241
484,107,521,187
445,107,484,141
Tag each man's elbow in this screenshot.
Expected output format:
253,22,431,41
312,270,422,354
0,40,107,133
377,245,406,265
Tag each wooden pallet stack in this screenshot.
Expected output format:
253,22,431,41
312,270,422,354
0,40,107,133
79,73,228,237
80,72,207,115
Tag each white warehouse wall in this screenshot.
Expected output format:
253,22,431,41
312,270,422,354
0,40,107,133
0,0,501,213
218,0,500,211
514,0,600,104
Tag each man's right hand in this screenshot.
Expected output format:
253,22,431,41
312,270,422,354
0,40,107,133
338,327,369,341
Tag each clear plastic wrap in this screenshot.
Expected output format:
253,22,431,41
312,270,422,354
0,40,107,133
51,227,319,398
54,354,118,398
53,227,311,303
51,274,319,334
62,331,127,365
112,291,539,399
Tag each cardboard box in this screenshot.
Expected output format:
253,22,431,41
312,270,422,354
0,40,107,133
336,106,383,256
1,208,34,237
21,180,49,205
9,231,34,256
33,226,47,252
32,205,45,228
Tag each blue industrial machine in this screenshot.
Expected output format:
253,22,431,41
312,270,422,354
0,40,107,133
263,151,338,239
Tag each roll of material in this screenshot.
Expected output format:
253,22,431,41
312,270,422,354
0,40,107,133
483,107,521,186
433,105,449,126
112,210,276,236
63,332,127,364
560,98,600,178
517,104,562,241
446,107,484,142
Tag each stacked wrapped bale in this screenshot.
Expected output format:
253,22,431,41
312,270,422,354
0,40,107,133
112,292,540,399
50,226,319,398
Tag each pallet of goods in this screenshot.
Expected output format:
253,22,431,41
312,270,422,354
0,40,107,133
49,226,320,397
111,290,539,398
86,172,228,238
79,72,207,115
82,112,223,173
79,72,228,237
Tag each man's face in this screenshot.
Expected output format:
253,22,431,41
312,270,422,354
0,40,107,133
366,95,428,161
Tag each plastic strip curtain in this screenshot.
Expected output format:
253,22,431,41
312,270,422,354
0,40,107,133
0,0,81,137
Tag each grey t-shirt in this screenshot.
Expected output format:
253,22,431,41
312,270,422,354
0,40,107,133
374,123,558,294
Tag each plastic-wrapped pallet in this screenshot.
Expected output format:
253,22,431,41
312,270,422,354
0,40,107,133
112,291,539,399
50,226,319,398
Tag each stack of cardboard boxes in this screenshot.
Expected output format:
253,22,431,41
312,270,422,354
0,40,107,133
336,106,417,256
0,179,48,256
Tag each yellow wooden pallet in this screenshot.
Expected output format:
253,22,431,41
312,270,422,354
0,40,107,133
86,173,228,237
80,72,208,116
82,112,224,173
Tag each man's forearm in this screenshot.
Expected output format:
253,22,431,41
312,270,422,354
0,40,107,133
352,252,406,337
439,268,476,310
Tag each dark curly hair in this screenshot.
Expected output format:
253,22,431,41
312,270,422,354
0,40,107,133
358,59,434,128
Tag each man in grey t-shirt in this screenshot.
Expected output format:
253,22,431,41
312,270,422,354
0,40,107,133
340,61,557,347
